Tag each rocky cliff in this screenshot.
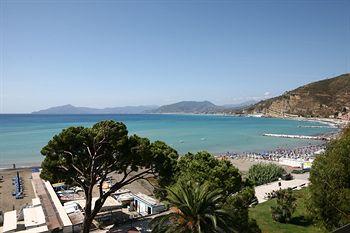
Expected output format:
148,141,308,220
245,73,350,118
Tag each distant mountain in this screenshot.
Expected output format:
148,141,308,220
223,100,259,109
245,73,350,118
32,104,158,114
151,101,224,114
221,100,260,114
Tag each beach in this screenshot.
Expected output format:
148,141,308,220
0,168,36,212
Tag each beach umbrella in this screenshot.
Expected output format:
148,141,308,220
16,171,21,192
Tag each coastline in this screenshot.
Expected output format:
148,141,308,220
283,116,348,129
150,112,349,128
0,162,41,171
0,114,345,169
0,111,344,174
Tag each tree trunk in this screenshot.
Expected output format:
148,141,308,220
81,180,131,232
82,215,93,233
82,187,93,233
82,198,107,232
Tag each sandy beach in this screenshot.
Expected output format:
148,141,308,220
0,168,36,212
228,158,296,174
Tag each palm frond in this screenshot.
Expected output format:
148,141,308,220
150,181,234,233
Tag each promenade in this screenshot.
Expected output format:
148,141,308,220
254,173,310,203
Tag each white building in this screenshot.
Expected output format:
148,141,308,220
133,193,165,216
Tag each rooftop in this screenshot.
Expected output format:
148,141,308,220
16,226,49,233
23,206,46,228
133,193,160,206
3,210,17,233
65,196,122,212
67,211,85,225
44,180,73,228
32,197,41,207
116,192,134,202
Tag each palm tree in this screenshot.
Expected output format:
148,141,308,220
150,181,234,233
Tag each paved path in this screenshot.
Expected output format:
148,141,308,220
254,178,309,203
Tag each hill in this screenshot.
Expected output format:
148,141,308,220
222,100,259,109
245,73,350,118
31,100,257,115
151,101,224,114
32,104,158,114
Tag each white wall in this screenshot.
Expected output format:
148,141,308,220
279,159,303,168
137,201,148,214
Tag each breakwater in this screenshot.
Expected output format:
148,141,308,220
297,125,333,129
263,133,330,141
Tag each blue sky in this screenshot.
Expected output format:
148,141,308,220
1,0,349,113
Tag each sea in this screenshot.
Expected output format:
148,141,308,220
0,114,337,168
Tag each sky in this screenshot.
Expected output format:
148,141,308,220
1,0,349,113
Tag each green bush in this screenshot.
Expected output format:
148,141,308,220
248,163,285,186
225,188,261,233
271,188,297,223
309,126,350,230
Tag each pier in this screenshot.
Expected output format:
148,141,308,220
263,133,330,141
297,125,333,129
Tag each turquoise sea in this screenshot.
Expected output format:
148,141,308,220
0,114,336,168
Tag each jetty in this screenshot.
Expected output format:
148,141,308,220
297,125,333,129
263,133,330,141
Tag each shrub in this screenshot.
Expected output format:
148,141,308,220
247,163,285,186
271,188,297,223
